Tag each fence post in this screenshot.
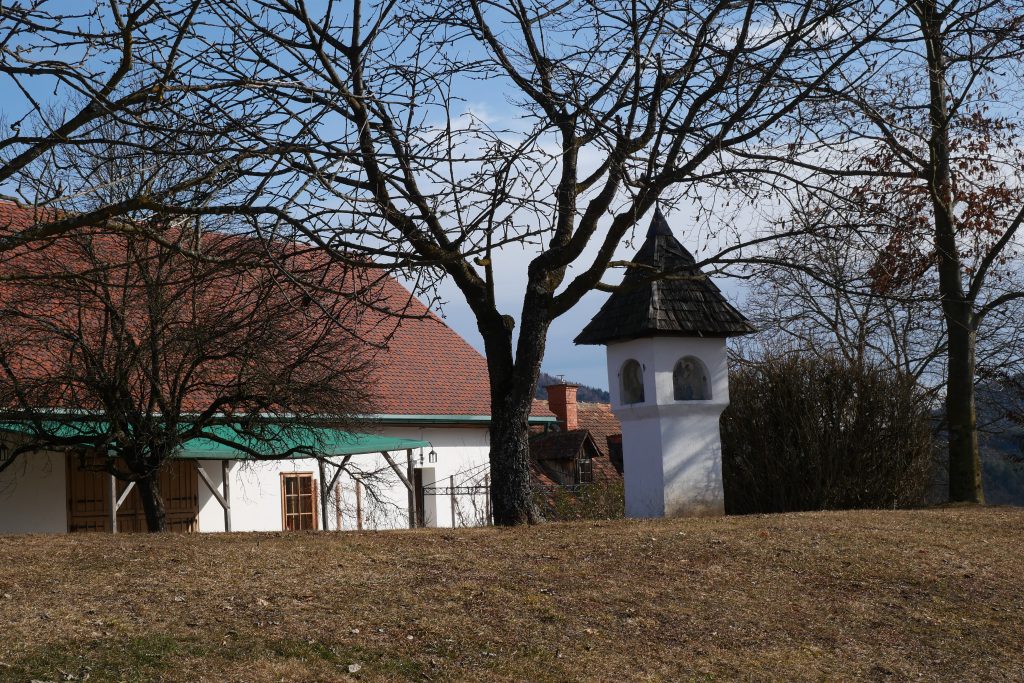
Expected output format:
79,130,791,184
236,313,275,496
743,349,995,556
355,479,363,531
449,475,456,528
484,473,491,525
318,460,328,531
108,472,118,534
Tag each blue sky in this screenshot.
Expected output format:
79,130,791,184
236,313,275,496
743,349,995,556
423,206,750,390
0,3,755,391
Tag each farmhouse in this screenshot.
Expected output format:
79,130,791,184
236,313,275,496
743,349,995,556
0,202,558,534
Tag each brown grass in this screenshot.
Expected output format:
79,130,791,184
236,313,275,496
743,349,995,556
1,507,1022,682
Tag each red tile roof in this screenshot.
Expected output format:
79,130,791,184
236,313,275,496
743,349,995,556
0,202,555,422
367,278,497,417
576,403,621,458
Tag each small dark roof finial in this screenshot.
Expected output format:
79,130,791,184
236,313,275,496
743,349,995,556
648,207,674,238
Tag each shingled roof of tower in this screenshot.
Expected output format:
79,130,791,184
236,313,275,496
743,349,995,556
574,209,755,345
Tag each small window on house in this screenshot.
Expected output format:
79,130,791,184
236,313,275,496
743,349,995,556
578,457,594,485
620,359,645,404
673,356,711,400
281,472,318,531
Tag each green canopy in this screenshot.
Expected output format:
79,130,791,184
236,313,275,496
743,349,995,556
0,420,428,461
177,426,428,460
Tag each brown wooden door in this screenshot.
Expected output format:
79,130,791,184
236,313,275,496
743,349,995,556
65,454,109,533
66,455,199,533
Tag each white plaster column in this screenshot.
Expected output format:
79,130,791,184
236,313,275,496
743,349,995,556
607,337,730,518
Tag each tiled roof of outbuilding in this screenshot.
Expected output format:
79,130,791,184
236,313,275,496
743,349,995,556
0,201,554,423
574,209,754,345
530,430,593,461
577,403,620,458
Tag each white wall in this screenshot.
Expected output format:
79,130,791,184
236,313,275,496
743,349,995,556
195,459,229,533
606,336,729,518
197,424,493,532
382,425,492,529
606,336,729,410
0,451,67,534
0,424,495,535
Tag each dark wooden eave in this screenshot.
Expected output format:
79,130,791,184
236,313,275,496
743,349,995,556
574,209,755,345
529,429,597,462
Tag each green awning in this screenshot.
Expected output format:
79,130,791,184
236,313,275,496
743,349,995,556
0,420,429,461
177,427,428,460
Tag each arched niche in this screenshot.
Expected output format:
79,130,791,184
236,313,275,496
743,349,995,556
673,355,711,400
620,359,645,404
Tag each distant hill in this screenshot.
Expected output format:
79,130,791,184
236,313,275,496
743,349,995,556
535,371,610,403
976,380,1024,505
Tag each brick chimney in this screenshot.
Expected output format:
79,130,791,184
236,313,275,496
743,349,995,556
545,382,579,431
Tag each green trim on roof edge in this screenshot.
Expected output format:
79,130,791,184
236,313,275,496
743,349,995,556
178,428,428,460
369,414,557,425
0,421,429,460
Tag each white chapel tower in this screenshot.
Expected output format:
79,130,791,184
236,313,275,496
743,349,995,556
574,210,754,517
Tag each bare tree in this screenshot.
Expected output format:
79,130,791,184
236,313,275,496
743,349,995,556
743,215,948,386
126,0,901,524
0,212,378,531
0,1,237,245
741,0,1024,503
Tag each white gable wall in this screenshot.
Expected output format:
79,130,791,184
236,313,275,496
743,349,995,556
0,423,495,535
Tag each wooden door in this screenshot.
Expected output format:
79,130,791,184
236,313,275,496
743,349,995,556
66,455,199,533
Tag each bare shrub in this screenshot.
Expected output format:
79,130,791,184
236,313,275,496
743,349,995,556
721,353,935,514
534,482,625,522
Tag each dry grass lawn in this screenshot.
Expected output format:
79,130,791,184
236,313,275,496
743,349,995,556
0,507,1022,682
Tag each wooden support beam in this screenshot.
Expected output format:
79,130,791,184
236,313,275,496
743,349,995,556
222,460,232,532
380,451,412,491
319,460,328,531
108,472,118,534
485,473,491,525
197,462,231,532
326,455,351,492
355,479,363,531
406,449,417,529
335,482,342,531
115,481,135,511
450,475,456,529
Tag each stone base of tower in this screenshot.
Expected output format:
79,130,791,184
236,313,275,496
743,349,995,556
617,403,726,518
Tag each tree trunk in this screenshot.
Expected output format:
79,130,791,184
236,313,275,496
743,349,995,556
945,316,984,502
488,393,538,525
920,1,984,503
137,472,169,532
479,288,552,525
